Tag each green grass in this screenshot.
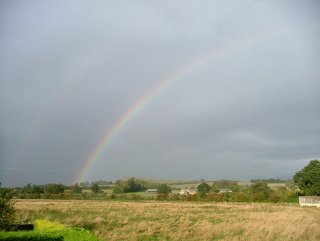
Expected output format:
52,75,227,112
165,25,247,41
15,200,320,241
0,219,100,241
0,232,63,241
35,219,100,241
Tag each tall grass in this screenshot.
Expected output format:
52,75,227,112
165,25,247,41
15,199,320,241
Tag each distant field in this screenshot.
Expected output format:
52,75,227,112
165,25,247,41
267,183,287,188
15,199,320,241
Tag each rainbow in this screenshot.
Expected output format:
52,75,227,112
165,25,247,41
75,30,281,183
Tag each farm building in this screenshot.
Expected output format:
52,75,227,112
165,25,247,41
180,188,197,195
145,189,157,194
299,196,320,207
218,188,232,193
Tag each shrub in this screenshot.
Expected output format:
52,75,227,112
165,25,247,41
90,184,101,194
252,192,266,202
157,184,171,194
0,183,15,225
231,192,250,202
197,182,211,194
206,193,225,202
268,193,281,203
156,194,168,200
169,193,181,201
186,194,197,201
251,182,271,201
34,219,65,232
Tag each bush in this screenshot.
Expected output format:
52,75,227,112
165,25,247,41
169,193,181,201
157,184,171,194
34,220,65,232
237,192,251,202
268,193,281,203
206,193,225,202
156,194,168,200
0,224,34,231
197,182,211,194
0,183,15,225
251,182,271,201
252,192,266,202
90,184,101,194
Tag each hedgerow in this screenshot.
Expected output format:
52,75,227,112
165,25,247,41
0,219,100,241
0,232,63,241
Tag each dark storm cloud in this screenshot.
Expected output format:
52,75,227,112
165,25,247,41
1,0,319,186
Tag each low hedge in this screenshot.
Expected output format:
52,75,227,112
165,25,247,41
0,220,100,241
0,231,63,241
0,224,34,231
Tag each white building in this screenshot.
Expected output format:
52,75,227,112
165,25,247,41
145,189,157,194
299,196,320,207
180,188,197,195
218,188,232,194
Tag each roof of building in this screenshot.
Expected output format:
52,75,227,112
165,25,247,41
146,189,157,192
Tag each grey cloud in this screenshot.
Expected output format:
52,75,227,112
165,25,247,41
1,0,319,186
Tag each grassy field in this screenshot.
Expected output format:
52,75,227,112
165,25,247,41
14,199,320,241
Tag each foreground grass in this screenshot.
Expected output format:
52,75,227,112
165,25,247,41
0,229,98,241
0,219,100,241
15,199,320,241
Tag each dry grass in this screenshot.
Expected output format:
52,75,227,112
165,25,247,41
15,199,320,241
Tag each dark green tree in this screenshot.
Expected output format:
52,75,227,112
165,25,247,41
31,185,44,194
21,183,32,194
123,178,144,193
157,184,171,194
197,182,211,194
19,183,44,198
112,178,145,194
112,180,125,194
44,184,64,194
251,182,271,201
0,183,15,225
294,160,320,195
71,184,82,194
91,183,101,193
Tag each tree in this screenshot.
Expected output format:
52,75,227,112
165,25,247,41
71,184,82,194
21,183,44,196
123,178,144,193
157,184,171,194
294,160,320,195
251,182,271,201
31,185,44,195
209,184,219,193
112,180,125,194
197,182,211,194
0,183,15,225
44,184,64,194
91,183,101,193
112,178,145,194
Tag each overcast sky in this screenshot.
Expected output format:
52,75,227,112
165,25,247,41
1,0,319,186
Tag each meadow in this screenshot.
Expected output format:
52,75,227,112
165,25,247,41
14,199,320,241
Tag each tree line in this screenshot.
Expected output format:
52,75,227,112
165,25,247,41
1,159,319,201
1,159,319,227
